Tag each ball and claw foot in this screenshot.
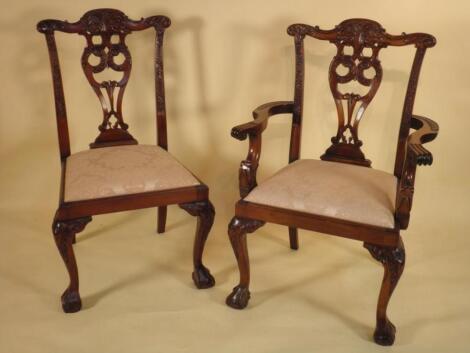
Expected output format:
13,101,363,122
61,289,82,313
226,285,250,309
374,319,396,346
192,265,215,289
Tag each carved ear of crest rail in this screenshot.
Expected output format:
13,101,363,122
287,19,435,167
37,9,171,150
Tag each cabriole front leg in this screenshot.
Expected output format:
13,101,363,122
52,216,92,313
179,200,215,289
226,217,265,309
364,237,406,346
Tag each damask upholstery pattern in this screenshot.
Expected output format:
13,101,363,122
64,145,200,202
245,160,397,228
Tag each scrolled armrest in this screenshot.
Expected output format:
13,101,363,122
232,101,294,197
407,115,439,166
231,101,294,140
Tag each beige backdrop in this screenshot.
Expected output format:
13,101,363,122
1,0,469,352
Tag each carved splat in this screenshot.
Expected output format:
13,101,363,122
322,20,388,166
78,10,136,148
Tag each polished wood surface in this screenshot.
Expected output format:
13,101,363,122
38,9,215,313
227,18,438,346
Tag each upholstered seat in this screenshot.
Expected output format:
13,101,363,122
64,145,201,202
244,159,397,228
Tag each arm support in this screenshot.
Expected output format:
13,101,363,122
396,115,439,229
231,101,294,197
231,101,294,140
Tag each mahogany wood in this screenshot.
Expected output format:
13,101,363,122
227,18,438,346
226,217,265,309
179,201,216,289
38,9,215,313
52,216,92,313
364,237,405,346
157,206,168,233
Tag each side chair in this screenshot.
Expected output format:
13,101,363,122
226,18,438,346
37,9,215,313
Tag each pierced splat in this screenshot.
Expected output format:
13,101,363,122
79,10,136,148
321,19,387,166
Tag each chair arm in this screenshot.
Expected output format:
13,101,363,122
407,115,439,166
231,101,294,140
231,101,294,197
395,115,439,229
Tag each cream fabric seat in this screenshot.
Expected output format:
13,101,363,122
64,144,201,202
244,159,397,229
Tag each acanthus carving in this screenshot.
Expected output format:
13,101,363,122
334,20,387,48
364,239,405,285
239,160,258,198
179,200,215,219
53,216,92,236
395,149,418,229
228,217,265,237
79,9,130,35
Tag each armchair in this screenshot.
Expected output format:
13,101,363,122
226,19,438,346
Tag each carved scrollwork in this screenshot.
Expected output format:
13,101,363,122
141,16,171,31
322,20,387,166
334,19,387,48
231,128,249,141
79,9,130,35
79,12,136,148
37,19,68,34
